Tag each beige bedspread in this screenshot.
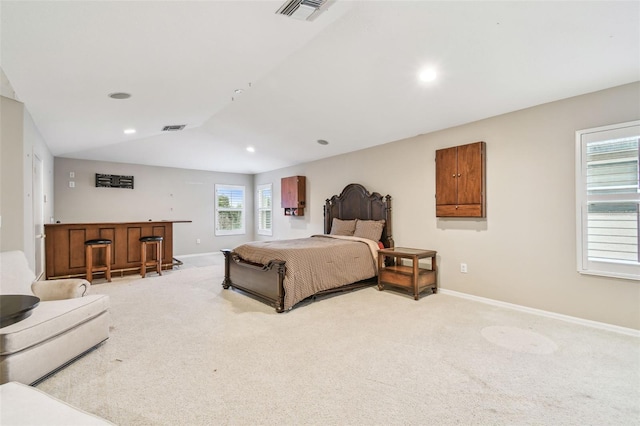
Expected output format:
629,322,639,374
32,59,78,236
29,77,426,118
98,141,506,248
233,235,379,310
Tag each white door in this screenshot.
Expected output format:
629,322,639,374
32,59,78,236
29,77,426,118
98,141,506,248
33,154,45,277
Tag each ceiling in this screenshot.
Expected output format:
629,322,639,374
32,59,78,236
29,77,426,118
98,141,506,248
2,1,639,174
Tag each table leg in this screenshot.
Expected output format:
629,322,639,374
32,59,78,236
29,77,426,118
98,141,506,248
413,255,419,300
377,253,384,291
432,255,437,293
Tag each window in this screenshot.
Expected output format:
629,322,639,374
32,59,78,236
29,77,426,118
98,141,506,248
215,184,245,236
257,183,273,236
576,120,639,280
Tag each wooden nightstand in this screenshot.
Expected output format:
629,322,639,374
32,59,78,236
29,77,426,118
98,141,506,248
377,247,437,300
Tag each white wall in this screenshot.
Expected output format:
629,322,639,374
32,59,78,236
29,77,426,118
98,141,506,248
53,158,254,255
0,96,24,253
254,82,640,329
0,95,54,271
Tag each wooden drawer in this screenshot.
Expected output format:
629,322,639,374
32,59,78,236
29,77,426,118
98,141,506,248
436,204,483,217
380,265,436,288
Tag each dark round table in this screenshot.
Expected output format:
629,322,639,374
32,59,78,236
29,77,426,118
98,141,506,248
0,295,40,328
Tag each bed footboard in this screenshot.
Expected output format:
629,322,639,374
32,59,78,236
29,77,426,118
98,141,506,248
221,249,287,312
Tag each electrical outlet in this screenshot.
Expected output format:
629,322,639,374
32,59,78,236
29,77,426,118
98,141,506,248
196,238,201,244
69,181,75,188
460,263,468,273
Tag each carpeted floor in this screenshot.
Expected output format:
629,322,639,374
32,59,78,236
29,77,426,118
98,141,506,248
35,260,640,425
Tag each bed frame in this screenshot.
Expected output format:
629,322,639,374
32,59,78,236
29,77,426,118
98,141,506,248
221,183,393,312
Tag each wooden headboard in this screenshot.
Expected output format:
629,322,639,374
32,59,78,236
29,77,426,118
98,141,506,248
324,183,394,249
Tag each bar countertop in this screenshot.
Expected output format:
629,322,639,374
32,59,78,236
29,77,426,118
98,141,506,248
45,220,192,226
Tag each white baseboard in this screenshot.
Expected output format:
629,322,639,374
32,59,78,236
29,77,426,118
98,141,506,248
174,252,224,258
439,289,640,337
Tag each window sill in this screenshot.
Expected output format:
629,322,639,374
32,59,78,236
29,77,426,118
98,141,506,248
578,269,640,281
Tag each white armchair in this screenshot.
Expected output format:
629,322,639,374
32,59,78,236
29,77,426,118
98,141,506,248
31,278,89,300
0,250,110,385
0,250,89,300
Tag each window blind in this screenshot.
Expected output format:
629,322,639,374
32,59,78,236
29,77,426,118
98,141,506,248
576,121,639,280
215,184,245,235
257,184,272,236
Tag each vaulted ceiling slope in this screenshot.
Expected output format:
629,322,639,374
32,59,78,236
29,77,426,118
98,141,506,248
2,1,639,174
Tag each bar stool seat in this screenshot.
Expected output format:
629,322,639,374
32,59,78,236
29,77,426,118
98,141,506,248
139,236,163,278
84,239,112,283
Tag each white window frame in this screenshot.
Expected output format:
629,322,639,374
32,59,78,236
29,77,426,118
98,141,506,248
257,183,273,236
215,184,245,236
575,120,640,280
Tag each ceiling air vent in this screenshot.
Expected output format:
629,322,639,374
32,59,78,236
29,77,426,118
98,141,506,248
276,0,332,21
162,125,186,132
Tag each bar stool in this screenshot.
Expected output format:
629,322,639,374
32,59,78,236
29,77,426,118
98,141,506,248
140,236,163,278
84,239,112,283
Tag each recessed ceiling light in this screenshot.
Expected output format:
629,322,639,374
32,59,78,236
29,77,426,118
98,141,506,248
124,128,136,134
418,68,437,83
317,139,329,145
246,146,255,153
108,92,131,99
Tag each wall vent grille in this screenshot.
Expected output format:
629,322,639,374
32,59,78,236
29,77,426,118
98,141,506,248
276,0,331,21
96,173,134,189
162,125,186,131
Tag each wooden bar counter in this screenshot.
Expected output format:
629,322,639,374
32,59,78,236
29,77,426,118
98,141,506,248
44,221,190,279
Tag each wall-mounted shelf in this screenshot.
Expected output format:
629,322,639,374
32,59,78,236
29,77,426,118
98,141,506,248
284,207,303,216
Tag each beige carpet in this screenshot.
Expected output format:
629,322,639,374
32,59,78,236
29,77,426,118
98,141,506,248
35,263,639,425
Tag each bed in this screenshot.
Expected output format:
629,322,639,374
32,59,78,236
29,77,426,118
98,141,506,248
221,183,394,312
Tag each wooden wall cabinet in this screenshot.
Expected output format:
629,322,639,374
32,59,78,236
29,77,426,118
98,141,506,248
281,176,306,216
435,141,486,217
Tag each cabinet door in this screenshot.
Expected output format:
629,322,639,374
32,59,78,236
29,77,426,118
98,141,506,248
281,177,295,208
435,146,458,206
281,176,305,208
457,142,484,205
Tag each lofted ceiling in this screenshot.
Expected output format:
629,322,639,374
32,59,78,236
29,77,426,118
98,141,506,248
1,1,639,174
